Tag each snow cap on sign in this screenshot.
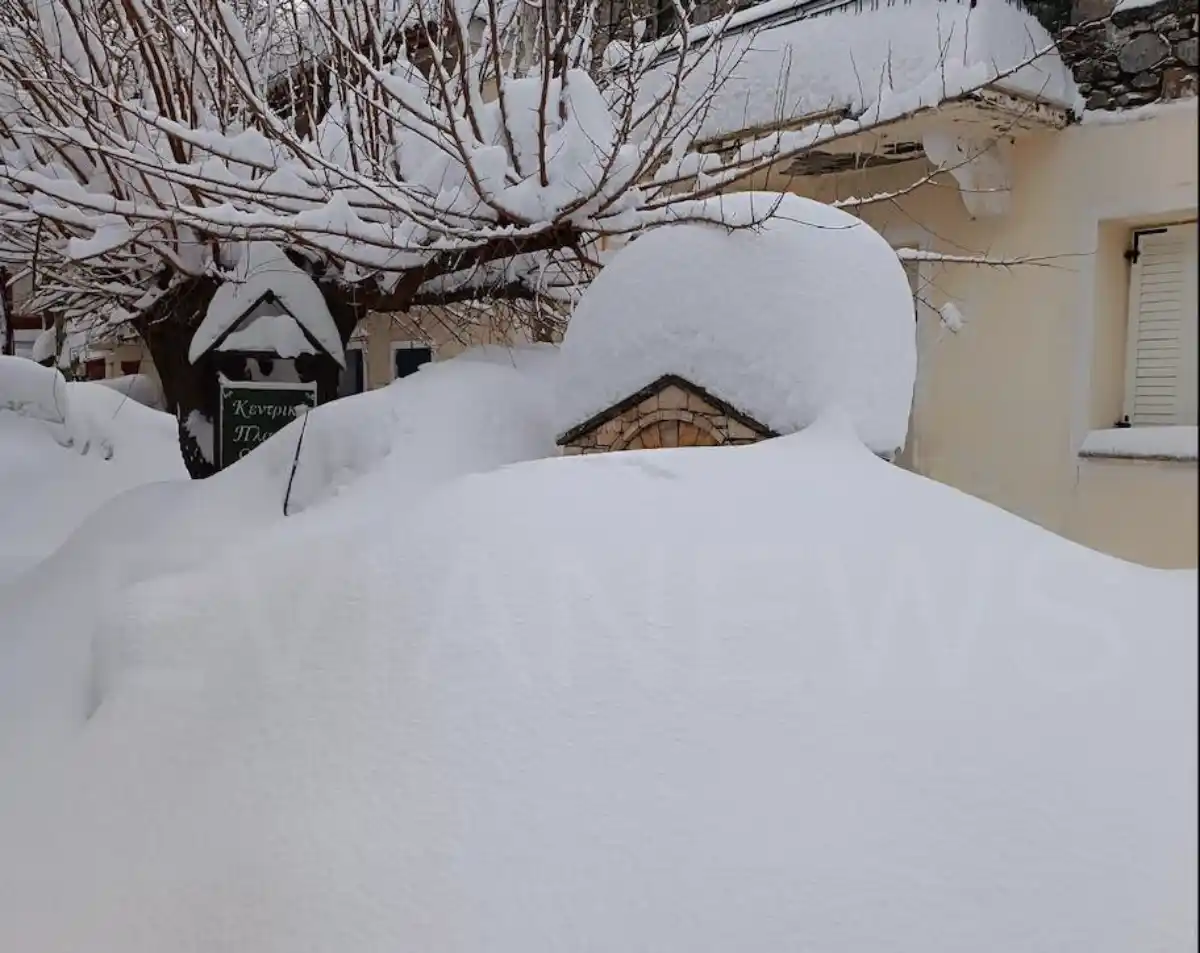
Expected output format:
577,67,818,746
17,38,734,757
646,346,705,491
555,191,917,454
190,242,345,366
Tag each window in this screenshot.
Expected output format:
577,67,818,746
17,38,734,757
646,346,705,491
1122,224,1198,427
120,360,141,376
85,358,106,380
392,341,433,380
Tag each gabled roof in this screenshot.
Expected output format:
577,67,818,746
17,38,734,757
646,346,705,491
557,373,777,446
203,291,329,359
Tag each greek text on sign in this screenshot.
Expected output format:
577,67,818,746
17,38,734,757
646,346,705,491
217,375,317,469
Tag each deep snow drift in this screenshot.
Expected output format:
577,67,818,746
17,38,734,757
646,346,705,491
0,385,1193,952
555,192,916,453
0,355,558,762
0,357,186,584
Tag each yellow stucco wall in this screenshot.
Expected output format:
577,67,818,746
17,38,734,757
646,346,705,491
359,305,543,390
74,104,1198,569
101,342,159,381
752,101,1198,568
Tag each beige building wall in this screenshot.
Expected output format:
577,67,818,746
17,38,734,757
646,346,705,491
358,305,541,390
101,342,159,381
747,103,1198,568
85,304,533,396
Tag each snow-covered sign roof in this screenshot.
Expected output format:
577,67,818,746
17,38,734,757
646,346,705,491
214,297,323,359
554,192,916,454
641,0,1079,144
190,243,345,366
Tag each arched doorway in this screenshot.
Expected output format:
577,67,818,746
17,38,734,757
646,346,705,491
616,412,724,450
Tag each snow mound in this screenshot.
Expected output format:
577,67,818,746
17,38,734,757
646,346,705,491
236,355,559,517
0,353,558,761
94,373,166,410
0,354,69,424
0,376,185,585
30,326,56,364
0,358,171,461
555,192,916,453
642,0,1078,142
190,242,344,365
0,413,1193,952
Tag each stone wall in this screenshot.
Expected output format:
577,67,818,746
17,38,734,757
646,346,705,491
560,380,768,455
1064,0,1199,109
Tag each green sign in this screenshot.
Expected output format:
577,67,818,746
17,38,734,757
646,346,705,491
218,376,317,469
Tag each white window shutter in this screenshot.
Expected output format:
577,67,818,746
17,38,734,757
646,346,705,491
1123,224,1199,426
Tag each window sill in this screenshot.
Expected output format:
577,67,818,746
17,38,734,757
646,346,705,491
1079,425,1198,462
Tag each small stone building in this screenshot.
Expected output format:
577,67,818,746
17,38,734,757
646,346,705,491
557,374,776,455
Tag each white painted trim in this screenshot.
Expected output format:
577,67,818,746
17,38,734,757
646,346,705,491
389,339,435,380
1121,235,1148,425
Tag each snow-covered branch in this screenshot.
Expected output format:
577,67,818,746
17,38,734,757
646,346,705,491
0,0,772,326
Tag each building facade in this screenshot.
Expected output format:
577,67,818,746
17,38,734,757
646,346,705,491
713,0,1199,567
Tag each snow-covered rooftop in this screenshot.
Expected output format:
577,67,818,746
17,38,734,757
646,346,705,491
555,192,916,454
641,0,1079,143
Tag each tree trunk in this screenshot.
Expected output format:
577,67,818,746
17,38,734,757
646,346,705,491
135,274,365,479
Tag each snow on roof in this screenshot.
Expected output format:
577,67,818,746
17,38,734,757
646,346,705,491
555,192,916,454
215,308,321,359
0,398,1193,950
190,242,344,366
29,327,55,365
642,0,1078,143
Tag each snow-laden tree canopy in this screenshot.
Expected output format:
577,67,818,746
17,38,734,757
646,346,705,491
0,0,1078,478
0,0,779,475
0,0,745,326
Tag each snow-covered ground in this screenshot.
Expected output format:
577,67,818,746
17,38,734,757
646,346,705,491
0,203,1195,950
0,351,1195,952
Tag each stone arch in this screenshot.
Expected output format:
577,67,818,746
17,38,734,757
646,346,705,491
611,409,726,451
